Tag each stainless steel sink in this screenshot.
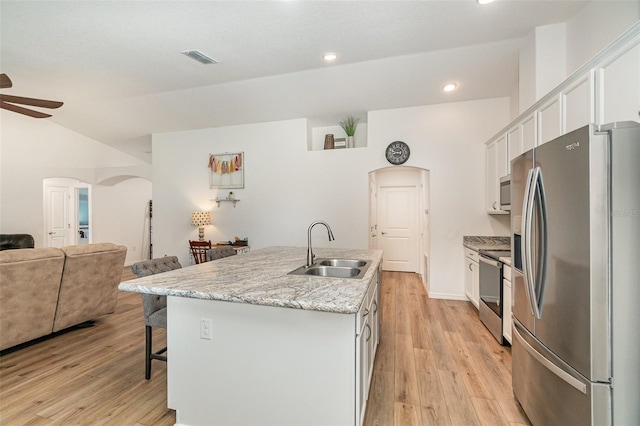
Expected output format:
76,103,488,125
317,259,367,268
288,258,371,279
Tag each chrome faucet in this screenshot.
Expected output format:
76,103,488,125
306,220,335,267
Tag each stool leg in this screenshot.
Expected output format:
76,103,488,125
145,325,152,380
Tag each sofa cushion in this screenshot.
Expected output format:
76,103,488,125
0,248,65,351
52,243,127,332
0,234,35,251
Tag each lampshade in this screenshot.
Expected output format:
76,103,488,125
191,211,212,226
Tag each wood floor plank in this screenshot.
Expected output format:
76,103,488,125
394,402,422,426
471,397,510,426
413,348,452,426
437,369,481,426
363,370,395,426
443,330,492,399
394,333,421,405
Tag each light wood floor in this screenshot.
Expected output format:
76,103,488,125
0,269,530,425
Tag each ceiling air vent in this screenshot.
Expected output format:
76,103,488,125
181,50,218,65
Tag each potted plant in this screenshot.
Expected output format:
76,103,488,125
340,116,359,148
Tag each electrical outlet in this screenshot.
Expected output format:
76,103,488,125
200,318,212,340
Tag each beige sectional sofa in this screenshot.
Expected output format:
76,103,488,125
0,242,127,351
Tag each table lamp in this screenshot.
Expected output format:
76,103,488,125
191,211,212,241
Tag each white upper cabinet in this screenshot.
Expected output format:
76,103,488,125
563,71,595,134
507,111,536,168
537,94,562,146
596,37,640,124
484,23,639,216
522,112,537,153
486,135,509,215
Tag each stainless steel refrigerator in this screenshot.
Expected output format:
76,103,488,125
510,122,640,426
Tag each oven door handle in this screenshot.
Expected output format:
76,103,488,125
479,256,501,268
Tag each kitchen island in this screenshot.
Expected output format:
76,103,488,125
119,246,383,426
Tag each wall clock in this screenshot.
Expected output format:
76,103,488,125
385,141,410,165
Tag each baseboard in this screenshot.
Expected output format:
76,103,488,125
427,292,470,301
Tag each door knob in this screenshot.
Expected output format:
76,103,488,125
48,232,56,235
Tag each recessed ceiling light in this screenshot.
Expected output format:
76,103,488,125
323,53,337,62
181,50,218,65
443,83,458,92
477,0,495,4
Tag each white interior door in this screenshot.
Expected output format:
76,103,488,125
45,185,71,247
378,185,418,272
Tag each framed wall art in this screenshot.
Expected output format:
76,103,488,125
209,152,244,189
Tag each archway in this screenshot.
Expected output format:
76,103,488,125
369,166,431,292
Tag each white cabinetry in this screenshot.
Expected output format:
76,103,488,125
485,135,509,214
168,266,381,426
464,247,480,309
503,264,512,344
356,267,380,426
563,70,595,134
507,112,536,167
538,94,562,146
596,37,640,124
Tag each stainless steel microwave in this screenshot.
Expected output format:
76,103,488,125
499,175,511,211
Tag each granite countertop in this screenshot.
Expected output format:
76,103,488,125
463,236,511,251
463,236,512,266
118,246,383,315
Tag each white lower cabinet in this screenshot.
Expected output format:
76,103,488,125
168,267,381,426
464,247,480,309
503,264,512,344
356,267,380,426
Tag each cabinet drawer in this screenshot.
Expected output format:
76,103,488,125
503,265,512,282
357,280,377,333
464,247,479,262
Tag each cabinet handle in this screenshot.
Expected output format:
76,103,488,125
469,263,473,271
381,231,387,235
365,324,372,342
372,299,378,315
493,201,497,210
363,307,369,317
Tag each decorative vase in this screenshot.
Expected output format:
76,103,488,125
324,134,335,150
347,135,355,148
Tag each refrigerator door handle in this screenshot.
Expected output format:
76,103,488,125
522,167,536,316
513,322,588,394
532,167,548,319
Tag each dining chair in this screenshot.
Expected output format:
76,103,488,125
189,240,212,264
131,255,182,380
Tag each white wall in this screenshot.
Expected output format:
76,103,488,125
0,111,152,264
152,97,510,299
93,178,152,265
566,2,640,74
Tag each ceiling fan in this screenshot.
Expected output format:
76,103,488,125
0,73,63,118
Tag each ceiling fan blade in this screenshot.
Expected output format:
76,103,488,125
0,101,52,118
0,94,63,109
0,74,12,89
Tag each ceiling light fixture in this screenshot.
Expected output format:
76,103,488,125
443,83,458,92
477,0,495,4
181,50,218,65
323,53,337,62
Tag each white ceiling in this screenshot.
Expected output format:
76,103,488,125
1,0,592,163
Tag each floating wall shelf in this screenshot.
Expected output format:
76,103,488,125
213,198,240,208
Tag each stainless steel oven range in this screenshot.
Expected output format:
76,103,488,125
478,249,510,345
